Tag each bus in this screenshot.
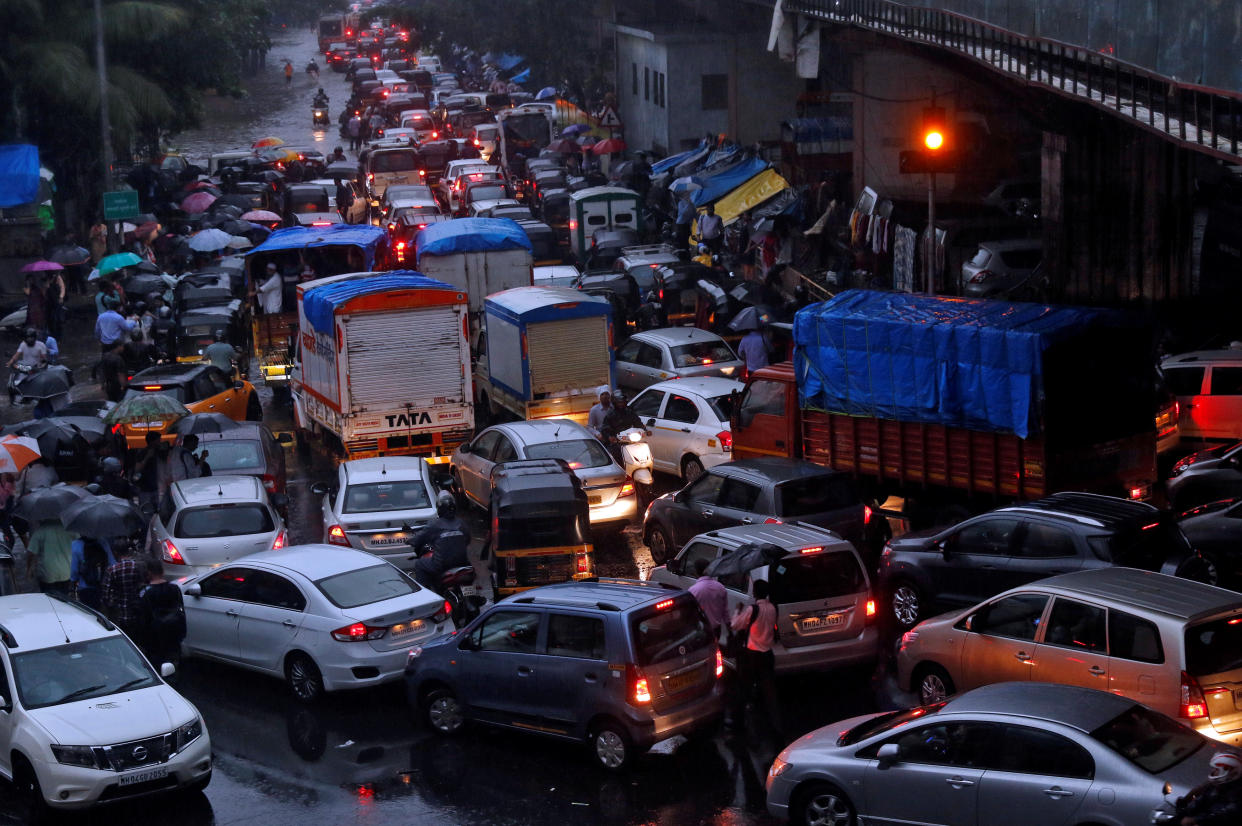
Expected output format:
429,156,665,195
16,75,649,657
318,14,345,53
496,108,554,190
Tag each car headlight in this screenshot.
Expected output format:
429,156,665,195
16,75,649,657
768,755,791,779
174,717,204,751
51,744,101,769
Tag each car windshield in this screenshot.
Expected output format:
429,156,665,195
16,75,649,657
343,480,432,513
1091,705,1204,773
768,551,865,604
838,702,948,746
123,385,188,404
777,476,860,517
12,635,159,710
1184,616,1242,676
175,503,274,538
467,185,506,201
629,599,713,666
706,393,735,422
524,439,613,469
200,440,264,472
670,340,736,368
316,564,419,608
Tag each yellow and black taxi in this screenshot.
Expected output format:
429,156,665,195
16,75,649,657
120,364,261,448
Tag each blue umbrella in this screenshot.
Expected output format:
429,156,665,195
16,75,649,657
669,176,706,194
510,68,530,84
536,86,558,100
561,124,590,137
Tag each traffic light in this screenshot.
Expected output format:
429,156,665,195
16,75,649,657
899,106,957,174
921,106,947,153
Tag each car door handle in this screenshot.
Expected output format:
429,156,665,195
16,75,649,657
517,666,534,677
207,404,216,409
679,428,691,433
225,609,239,617
741,517,753,524
1043,787,1074,799
1088,665,1106,676
1015,651,1032,661
701,509,714,517
945,777,975,789
282,620,297,628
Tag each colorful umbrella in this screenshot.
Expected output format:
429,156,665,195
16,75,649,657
0,435,41,474
592,138,627,155
97,252,143,276
241,210,281,223
181,191,217,214
19,260,63,273
669,176,706,194
187,228,233,252
547,139,580,154
252,136,285,148
186,181,219,191
103,394,190,425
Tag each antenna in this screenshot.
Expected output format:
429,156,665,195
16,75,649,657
381,463,387,475
46,596,71,644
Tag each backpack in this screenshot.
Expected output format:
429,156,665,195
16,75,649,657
80,539,109,589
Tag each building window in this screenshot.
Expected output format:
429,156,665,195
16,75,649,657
657,73,665,108
632,63,638,96
701,73,728,111
644,67,650,102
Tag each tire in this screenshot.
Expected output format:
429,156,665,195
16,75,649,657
285,652,325,702
646,523,674,565
424,688,465,735
914,663,956,705
890,580,923,629
1178,555,1219,586
245,392,263,421
791,782,856,826
589,722,634,770
682,456,705,483
12,756,49,822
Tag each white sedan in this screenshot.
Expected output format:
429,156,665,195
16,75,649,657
630,377,743,481
312,456,439,572
180,546,453,701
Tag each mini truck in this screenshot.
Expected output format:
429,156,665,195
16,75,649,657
292,271,473,461
474,286,614,424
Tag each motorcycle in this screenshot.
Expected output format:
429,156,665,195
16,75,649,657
7,362,40,402
406,534,487,629
614,426,655,504
312,105,330,127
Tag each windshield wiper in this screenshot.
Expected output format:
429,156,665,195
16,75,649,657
113,677,152,693
51,683,106,704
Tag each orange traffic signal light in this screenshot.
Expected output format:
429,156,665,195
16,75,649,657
921,106,948,153
924,129,944,151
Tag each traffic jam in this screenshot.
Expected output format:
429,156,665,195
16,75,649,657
0,3,1240,825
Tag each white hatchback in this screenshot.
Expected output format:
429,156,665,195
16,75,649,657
180,546,454,701
149,475,287,578
630,376,744,481
0,594,211,810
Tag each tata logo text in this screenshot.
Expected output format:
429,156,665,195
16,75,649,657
386,412,432,427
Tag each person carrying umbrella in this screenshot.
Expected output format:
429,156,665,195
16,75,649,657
95,301,135,353
728,578,781,737
26,517,77,597
675,193,695,251
101,542,146,637
133,432,168,516
70,533,115,610
137,558,186,670
93,342,128,403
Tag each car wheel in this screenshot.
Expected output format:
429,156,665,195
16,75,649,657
792,782,857,826
590,722,633,770
424,688,465,735
915,663,956,705
246,393,263,421
12,756,48,822
646,524,673,565
682,456,705,483
285,653,324,702
890,580,923,628
1177,555,1219,586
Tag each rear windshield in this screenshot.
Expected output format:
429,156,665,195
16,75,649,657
316,565,418,608
1091,705,1204,773
289,192,329,212
777,476,859,517
124,386,187,404
670,341,736,368
524,439,612,470
371,151,417,172
343,481,432,513
467,185,506,201
629,599,713,666
405,116,433,129
201,441,264,473
768,552,865,604
175,503,273,538
1184,616,1242,676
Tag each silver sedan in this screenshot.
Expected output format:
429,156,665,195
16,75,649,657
765,681,1235,826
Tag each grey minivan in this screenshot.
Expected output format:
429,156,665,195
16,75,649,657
405,579,724,769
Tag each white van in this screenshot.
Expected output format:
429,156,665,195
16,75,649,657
1161,350,1242,442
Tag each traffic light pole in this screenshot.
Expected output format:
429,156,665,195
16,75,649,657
925,170,936,295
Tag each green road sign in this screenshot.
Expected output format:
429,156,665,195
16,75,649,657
102,190,139,221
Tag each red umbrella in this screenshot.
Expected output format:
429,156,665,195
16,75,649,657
181,191,217,214
186,180,218,191
19,260,63,273
135,221,159,239
592,138,627,155
547,139,580,154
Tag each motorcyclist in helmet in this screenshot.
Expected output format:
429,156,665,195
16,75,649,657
151,305,176,361
313,87,330,109
1178,752,1242,826
95,455,136,501
203,329,239,375
410,491,472,591
599,390,648,462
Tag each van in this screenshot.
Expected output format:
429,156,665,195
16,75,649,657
895,566,1242,746
1161,350,1242,442
568,187,644,263
362,146,420,205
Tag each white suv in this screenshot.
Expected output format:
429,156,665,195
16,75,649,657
150,475,287,578
0,594,211,811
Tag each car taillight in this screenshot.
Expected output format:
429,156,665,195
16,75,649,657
969,269,994,283
865,599,877,625
626,665,651,705
311,220,332,226
327,525,351,546
431,131,438,139
576,553,591,574
419,169,426,177
331,622,387,642
261,474,277,493
863,504,873,524
715,647,723,678
568,219,578,230
619,481,635,497
1180,671,1208,719
431,600,452,623
763,517,782,524
162,539,185,565
716,430,732,452
473,138,480,146
272,530,286,550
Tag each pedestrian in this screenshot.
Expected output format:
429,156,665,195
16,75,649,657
348,112,363,152
95,279,115,315
331,146,346,163
284,60,293,86
44,268,66,340
93,342,128,402
23,272,47,334
738,327,769,377
698,203,724,255
675,194,695,251
203,329,239,375
586,385,612,436
25,517,76,597
136,557,186,669
95,456,136,501
70,534,114,610
15,458,58,497
729,578,781,736
167,434,205,486
95,301,135,352
257,262,284,314
122,327,154,374
101,542,147,638
0,473,14,544
89,219,108,264
688,557,728,638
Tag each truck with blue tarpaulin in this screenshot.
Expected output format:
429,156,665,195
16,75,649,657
474,286,614,424
292,271,473,461
730,290,1158,525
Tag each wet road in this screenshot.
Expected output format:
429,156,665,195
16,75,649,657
0,27,906,825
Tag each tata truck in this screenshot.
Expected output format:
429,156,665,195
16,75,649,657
731,290,1159,527
292,271,473,461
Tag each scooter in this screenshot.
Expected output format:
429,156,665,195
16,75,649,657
615,426,655,503
7,362,40,403
312,106,330,127
407,536,487,629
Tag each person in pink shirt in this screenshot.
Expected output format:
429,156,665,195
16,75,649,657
729,579,782,736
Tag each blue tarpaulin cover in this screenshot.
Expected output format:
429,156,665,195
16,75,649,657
651,144,704,175
248,225,386,260
416,218,532,261
690,157,769,206
793,290,1119,438
0,144,40,209
302,271,455,334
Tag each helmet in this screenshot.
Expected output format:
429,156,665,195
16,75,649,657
214,329,226,341
101,456,123,476
1209,752,1242,785
84,483,103,496
23,327,37,341
611,390,627,405
158,305,172,319
435,490,457,519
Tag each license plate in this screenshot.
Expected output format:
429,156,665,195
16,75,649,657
388,619,426,639
369,535,408,547
588,495,602,506
800,613,844,632
119,767,168,787
665,669,701,694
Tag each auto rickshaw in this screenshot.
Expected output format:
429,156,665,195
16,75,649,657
171,306,249,370
487,459,595,596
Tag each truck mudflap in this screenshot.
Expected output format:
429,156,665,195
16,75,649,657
343,428,472,462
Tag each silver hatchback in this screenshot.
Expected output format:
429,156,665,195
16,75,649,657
614,328,744,391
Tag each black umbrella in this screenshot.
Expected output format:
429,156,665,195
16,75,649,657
324,161,357,179
209,203,245,219
11,365,73,401
134,261,160,274
728,305,772,332
214,193,254,210
49,245,91,265
13,483,92,523
216,218,254,236
48,416,110,447
121,273,168,298
2,419,89,462
61,495,146,538
173,412,242,436
704,542,787,578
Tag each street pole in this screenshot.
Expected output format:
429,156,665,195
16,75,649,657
925,170,936,295
93,0,117,254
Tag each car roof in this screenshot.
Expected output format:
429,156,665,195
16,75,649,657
703,522,850,552
633,327,726,346
978,238,1042,252
192,423,268,444
342,456,431,484
642,377,743,398
1027,567,1242,621
941,682,1133,732
494,419,593,444
130,363,209,382
1162,350,1242,366
0,594,118,651
995,491,1158,528
500,578,680,611
237,544,388,579
175,474,265,503
712,457,847,484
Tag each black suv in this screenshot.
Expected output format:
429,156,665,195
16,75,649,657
878,492,1211,628
405,579,723,769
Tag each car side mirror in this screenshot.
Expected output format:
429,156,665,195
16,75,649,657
457,636,478,652
185,584,202,597
666,558,681,575
963,614,975,632
877,742,900,766
233,381,245,390
0,694,8,712
938,540,951,557
646,418,655,427
310,482,330,496
277,432,293,445
270,493,290,510
160,662,176,678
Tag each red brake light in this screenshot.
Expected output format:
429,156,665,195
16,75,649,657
261,474,277,493
628,666,651,705
272,530,286,550
162,539,185,565
143,385,163,391
110,423,124,435
619,481,635,497
419,169,426,177
568,219,578,230
431,131,438,139
865,599,877,617
1129,486,1145,500
327,524,350,546
1141,521,1160,531
395,241,405,249
1229,617,1242,625
715,647,723,677
576,553,590,574
799,546,823,555
654,599,674,611
331,622,386,642
473,138,480,146
311,221,332,226
1180,671,1208,719
863,504,873,524
716,430,732,451
763,517,782,525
